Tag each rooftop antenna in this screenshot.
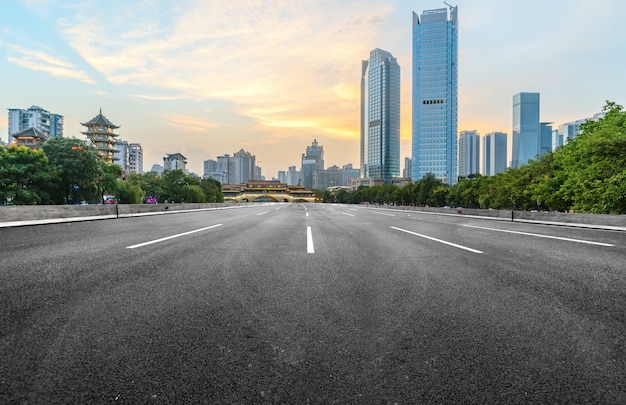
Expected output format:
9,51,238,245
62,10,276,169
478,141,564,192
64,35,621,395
444,2,453,9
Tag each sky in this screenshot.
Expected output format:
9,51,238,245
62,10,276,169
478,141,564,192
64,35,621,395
1,0,625,178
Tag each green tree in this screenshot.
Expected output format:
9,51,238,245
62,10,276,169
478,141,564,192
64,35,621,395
101,163,123,196
42,138,103,204
200,178,223,203
414,173,442,206
556,102,626,213
0,145,56,205
117,181,144,204
181,184,206,203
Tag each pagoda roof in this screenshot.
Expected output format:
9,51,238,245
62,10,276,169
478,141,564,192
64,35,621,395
12,126,47,139
81,109,120,128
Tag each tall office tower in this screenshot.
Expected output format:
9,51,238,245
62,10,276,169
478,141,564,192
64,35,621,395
403,157,412,179
232,149,256,183
360,48,400,183
287,166,300,186
482,132,507,176
204,159,218,177
278,171,287,183
458,130,480,178
129,143,143,174
342,163,361,186
217,154,236,183
412,5,458,185
8,105,64,139
301,139,324,189
540,122,553,155
254,165,263,181
510,92,540,168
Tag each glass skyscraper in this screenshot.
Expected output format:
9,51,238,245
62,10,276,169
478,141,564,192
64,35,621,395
360,48,400,184
482,132,507,176
411,6,458,184
511,92,540,168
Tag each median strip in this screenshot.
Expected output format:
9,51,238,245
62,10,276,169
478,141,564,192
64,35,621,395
462,225,615,246
126,224,223,249
391,226,483,254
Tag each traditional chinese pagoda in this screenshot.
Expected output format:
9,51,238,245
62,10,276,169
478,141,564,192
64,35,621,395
81,109,119,164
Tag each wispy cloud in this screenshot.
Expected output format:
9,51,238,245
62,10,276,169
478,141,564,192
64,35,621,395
55,0,392,141
2,43,94,83
131,94,188,101
163,113,220,132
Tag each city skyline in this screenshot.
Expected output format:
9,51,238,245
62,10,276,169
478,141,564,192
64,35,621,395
1,0,625,177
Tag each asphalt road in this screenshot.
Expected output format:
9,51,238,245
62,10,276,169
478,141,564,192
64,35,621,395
1,203,625,404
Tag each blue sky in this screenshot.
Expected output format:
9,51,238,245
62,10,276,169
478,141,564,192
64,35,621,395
1,0,625,177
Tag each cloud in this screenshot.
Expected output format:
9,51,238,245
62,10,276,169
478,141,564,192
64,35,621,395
131,94,188,101
54,0,393,141
163,113,220,133
2,43,95,83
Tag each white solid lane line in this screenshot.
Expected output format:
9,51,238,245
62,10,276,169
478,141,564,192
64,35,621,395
462,224,615,247
391,226,483,254
342,212,355,217
257,211,269,216
126,224,223,249
307,226,315,253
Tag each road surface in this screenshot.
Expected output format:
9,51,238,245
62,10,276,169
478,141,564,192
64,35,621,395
1,203,625,403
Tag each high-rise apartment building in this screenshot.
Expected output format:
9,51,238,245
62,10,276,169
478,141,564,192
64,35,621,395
510,92,540,168
360,48,400,183
558,111,606,146
8,105,64,139
233,149,256,183
458,130,480,178
163,153,187,171
115,140,130,172
412,5,458,184
482,132,507,176
301,139,324,189
128,143,143,174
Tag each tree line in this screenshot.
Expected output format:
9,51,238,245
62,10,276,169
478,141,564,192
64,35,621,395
327,101,626,214
0,137,223,205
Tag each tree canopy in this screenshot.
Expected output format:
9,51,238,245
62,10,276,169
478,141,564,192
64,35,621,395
332,101,626,214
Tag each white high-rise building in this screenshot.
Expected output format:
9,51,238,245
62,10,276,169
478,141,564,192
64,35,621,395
115,140,130,172
8,105,64,139
458,130,480,178
163,153,187,171
482,132,507,176
129,143,143,174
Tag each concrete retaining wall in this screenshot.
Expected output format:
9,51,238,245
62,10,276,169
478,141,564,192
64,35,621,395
0,202,250,223
360,205,626,228
1,203,625,229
